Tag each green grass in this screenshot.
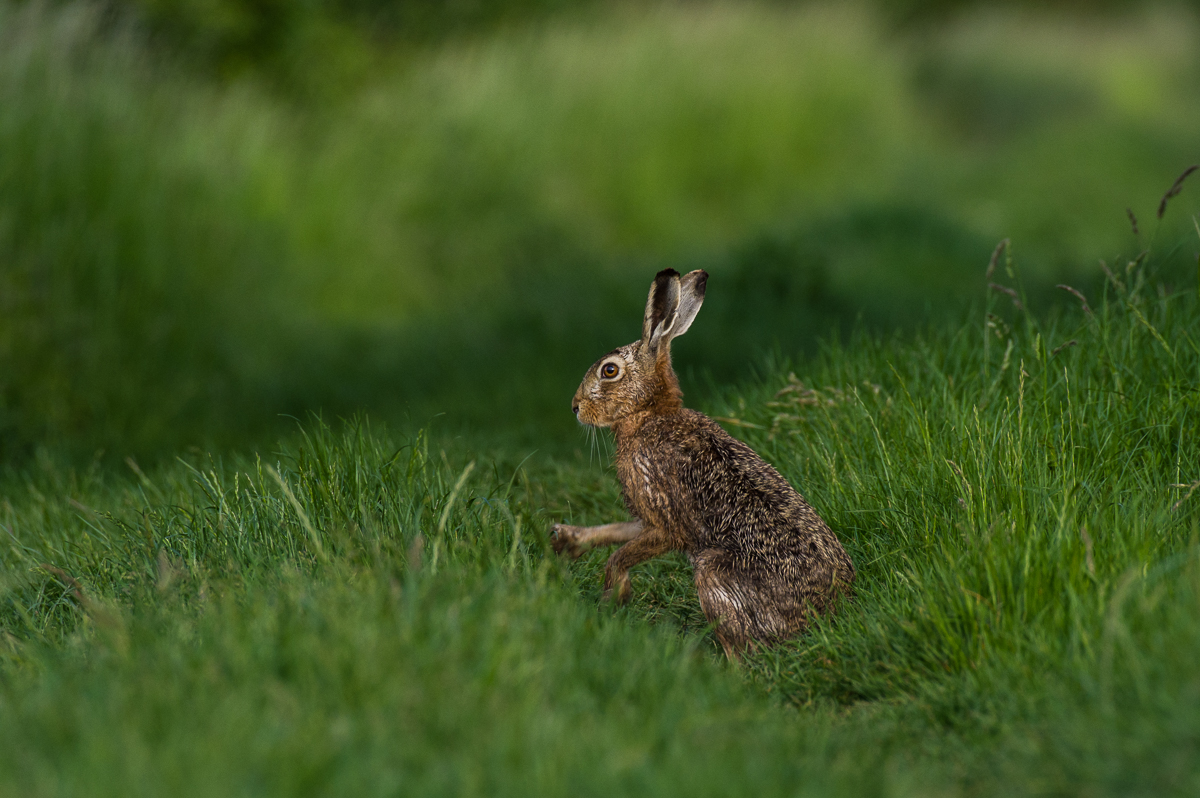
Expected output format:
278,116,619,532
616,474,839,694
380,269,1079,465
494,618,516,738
3,1,1200,793
3,250,1198,795
3,1,1199,455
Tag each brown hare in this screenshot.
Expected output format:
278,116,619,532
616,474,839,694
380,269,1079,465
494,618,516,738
551,268,855,658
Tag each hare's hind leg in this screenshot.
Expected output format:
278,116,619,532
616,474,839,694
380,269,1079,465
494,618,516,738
551,520,643,559
694,575,753,658
693,552,788,659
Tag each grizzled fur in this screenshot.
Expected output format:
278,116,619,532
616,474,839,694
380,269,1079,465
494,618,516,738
552,268,855,657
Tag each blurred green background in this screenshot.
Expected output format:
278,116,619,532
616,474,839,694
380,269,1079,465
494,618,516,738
2,0,1198,460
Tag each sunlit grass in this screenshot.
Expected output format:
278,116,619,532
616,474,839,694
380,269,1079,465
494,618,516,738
3,1,1199,454
294,1,1200,318
2,250,1198,795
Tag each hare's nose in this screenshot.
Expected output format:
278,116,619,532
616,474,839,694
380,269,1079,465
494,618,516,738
571,401,580,416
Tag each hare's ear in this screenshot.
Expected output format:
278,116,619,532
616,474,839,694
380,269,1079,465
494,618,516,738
670,270,708,339
641,269,707,354
642,269,681,352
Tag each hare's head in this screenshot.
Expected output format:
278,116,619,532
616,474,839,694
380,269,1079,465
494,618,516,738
572,269,707,427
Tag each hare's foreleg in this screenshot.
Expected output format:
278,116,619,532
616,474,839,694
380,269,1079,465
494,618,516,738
602,525,672,604
551,520,643,559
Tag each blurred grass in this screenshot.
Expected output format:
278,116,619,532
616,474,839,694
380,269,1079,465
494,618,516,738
1,0,1199,459
105,0,1200,90
0,3,293,455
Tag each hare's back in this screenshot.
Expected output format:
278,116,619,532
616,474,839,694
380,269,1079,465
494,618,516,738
668,410,829,557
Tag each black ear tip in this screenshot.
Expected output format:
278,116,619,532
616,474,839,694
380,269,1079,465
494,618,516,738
655,268,680,281
695,271,708,295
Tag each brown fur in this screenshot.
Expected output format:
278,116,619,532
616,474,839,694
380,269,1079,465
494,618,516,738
551,269,855,658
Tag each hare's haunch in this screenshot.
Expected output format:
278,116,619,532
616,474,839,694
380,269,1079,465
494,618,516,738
551,269,855,658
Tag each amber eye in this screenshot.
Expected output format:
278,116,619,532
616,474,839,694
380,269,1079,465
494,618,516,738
600,362,620,379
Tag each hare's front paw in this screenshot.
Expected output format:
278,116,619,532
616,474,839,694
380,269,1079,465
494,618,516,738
550,524,586,559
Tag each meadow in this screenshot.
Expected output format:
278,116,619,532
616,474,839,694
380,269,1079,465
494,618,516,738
2,0,1200,794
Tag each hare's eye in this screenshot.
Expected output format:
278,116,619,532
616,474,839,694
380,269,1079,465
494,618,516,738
600,362,620,379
